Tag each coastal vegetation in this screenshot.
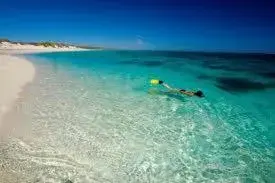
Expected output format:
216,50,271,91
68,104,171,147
0,38,102,49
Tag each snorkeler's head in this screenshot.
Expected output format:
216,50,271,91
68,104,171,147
194,90,204,97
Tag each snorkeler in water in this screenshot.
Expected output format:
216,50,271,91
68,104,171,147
150,79,204,97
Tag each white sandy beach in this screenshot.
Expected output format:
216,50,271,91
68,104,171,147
0,55,35,124
0,42,90,134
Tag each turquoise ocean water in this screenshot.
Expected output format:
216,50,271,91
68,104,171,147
2,51,275,182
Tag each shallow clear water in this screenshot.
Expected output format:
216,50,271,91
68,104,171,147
1,51,275,183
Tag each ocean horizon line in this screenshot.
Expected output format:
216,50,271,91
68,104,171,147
103,48,275,55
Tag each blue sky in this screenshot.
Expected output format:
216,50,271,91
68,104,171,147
0,0,275,52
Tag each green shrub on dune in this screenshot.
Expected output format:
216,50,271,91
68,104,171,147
1,38,103,49
37,42,58,47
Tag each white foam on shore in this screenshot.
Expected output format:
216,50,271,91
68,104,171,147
0,48,90,55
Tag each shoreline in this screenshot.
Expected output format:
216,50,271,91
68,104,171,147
0,48,91,55
0,54,35,133
0,48,91,136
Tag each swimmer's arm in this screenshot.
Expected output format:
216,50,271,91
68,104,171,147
162,83,181,92
162,83,174,90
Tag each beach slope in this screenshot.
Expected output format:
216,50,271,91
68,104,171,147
0,55,35,125
0,41,91,126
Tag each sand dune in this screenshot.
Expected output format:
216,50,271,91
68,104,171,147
0,41,89,54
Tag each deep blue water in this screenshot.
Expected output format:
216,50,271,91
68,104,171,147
5,51,275,182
